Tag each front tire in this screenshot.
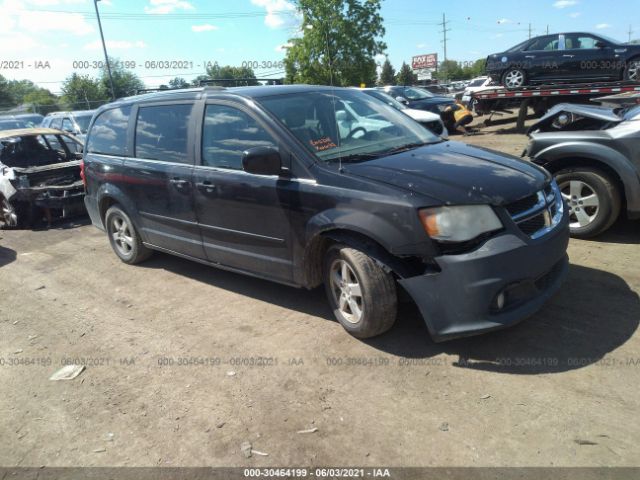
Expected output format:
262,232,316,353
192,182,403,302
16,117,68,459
105,205,153,264
502,68,527,89
555,168,621,238
623,57,640,82
323,245,397,338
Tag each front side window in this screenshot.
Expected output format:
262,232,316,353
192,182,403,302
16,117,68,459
526,35,560,51
201,105,277,170
62,118,74,132
135,104,193,163
50,117,62,129
87,106,131,156
259,89,439,163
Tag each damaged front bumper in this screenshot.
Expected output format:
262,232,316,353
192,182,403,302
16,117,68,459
13,180,85,209
398,216,570,342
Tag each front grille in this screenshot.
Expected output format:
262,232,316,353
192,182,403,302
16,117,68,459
505,181,564,239
423,120,443,135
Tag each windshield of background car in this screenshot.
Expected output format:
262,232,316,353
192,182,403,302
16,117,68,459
468,78,486,87
259,90,439,163
402,87,434,100
74,114,93,133
365,90,407,110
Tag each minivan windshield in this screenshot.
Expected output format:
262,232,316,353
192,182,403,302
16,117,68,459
259,89,440,163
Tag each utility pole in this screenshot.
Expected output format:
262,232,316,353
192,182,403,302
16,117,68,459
528,23,532,39
94,0,116,101
440,13,451,62
546,24,550,35
629,25,634,42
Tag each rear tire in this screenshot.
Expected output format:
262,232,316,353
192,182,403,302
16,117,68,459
323,245,397,338
555,168,621,238
105,205,153,264
623,57,640,82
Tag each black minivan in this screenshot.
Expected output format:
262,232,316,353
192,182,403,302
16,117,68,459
83,85,569,341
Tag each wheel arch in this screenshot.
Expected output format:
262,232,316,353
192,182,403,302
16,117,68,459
300,227,428,289
533,146,640,216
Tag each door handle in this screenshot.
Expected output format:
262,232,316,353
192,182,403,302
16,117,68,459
169,178,190,188
195,181,216,194
525,55,535,59
562,54,574,58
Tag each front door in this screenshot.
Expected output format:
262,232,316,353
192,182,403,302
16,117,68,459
192,102,293,282
120,102,205,259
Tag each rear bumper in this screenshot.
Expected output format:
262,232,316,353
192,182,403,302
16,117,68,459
398,220,570,342
84,194,104,230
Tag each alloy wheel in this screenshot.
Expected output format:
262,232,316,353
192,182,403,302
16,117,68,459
559,180,600,228
329,259,364,324
1,198,18,227
110,215,134,256
504,70,524,88
627,60,640,82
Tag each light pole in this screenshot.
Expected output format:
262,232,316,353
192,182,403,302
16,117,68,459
94,0,116,100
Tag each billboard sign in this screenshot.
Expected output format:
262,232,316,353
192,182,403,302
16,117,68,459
412,53,438,70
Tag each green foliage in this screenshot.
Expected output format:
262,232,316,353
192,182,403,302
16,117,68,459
284,0,386,86
435,58,486,81
0,75,13,109
378,58,395,85
204,64,259,86
23,88,59,115
100,57,145,99
395,62,417,85
61,73,105,110
168,77,190,89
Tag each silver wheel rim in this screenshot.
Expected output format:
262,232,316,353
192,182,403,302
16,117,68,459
504,70,524,88
329,259,363,324
559,180,600,229
110,215,134,256
628,60,640,82
1,198,18,227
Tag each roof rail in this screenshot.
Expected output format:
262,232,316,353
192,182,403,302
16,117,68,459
135,86,189,94
198,78,284,87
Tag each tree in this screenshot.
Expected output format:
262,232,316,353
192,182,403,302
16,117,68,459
395,62,416,85
204,64,259,86
100,57,145,99
378,58,395,85
168,77,189,89
0,75,13,109
284,0,386,86
61,73,105,110
23,88,59,115
191,75,210,87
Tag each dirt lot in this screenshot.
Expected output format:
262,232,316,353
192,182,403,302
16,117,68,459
1,121,639,470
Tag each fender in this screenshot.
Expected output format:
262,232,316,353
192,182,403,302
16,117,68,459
533,141,640,216
93,183,145,236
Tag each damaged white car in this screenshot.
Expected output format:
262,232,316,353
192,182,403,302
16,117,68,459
0,128,85,228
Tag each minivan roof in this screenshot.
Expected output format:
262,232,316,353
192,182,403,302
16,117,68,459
105,84,346,107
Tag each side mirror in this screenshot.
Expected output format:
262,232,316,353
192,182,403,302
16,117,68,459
242,146,282,176
395,96,409,105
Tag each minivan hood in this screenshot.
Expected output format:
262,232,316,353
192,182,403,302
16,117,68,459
343,141,549,205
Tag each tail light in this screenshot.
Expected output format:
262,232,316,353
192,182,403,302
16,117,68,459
80,159,86,189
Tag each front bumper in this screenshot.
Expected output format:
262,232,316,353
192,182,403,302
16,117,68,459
13,182,85,210
398,217,569,342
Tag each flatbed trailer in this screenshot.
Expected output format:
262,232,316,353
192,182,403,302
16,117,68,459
471,81,640,131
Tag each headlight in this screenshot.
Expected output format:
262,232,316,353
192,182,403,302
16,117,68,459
418,205,503,243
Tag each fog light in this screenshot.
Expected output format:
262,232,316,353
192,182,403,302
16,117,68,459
495,292,506,310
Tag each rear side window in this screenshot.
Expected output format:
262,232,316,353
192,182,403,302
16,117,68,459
87,106,131,156
135,104,193,163
50,117,62,129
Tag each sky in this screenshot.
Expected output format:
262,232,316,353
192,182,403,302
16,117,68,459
0,0,638,95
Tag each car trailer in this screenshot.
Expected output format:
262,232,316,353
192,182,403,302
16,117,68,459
471,81,640,132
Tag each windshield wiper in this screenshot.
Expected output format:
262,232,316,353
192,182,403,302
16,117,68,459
330,152,386,163
380,142,429,155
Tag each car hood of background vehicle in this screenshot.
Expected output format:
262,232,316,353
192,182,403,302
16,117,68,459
409,97,455,109
528,102,621,133
343,141,549,205
404,108,442,122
